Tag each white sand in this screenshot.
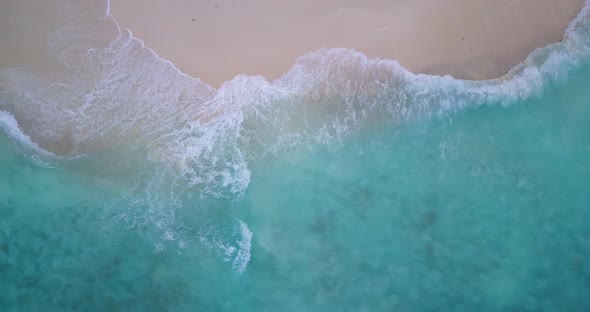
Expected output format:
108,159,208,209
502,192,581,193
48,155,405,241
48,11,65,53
110,0,584,88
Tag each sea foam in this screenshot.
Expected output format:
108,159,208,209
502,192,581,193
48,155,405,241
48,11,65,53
1,0,589,274
1,0,589,195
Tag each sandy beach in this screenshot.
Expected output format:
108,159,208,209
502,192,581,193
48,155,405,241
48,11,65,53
0,0,587,156
110,0,584,88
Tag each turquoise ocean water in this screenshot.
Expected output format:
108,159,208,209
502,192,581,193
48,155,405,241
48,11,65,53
1,1,590,311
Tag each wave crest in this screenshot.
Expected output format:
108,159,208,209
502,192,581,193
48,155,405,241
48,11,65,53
1,0,589,196
1,0,589,275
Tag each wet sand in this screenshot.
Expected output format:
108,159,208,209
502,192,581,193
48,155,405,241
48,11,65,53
110,0,584,88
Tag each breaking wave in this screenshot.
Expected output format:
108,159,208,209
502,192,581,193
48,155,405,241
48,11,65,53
1,0,589,273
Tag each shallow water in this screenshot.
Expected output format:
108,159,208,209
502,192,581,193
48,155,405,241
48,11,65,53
1,0,590,311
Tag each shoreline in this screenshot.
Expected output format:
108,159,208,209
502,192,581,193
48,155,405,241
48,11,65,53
0,0,588,157
110,0,584,88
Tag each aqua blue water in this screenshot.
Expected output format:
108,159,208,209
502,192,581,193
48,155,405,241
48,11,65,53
2,1,590,311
